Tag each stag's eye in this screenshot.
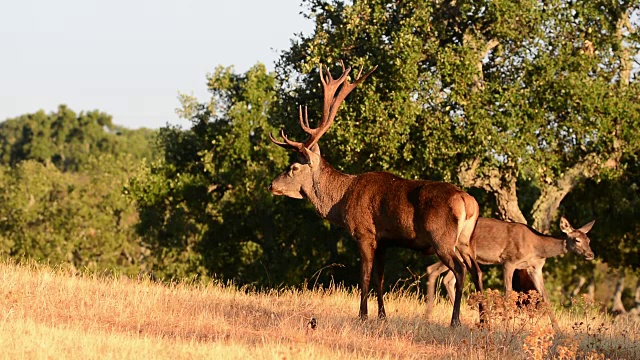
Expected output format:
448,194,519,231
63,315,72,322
290,164,301,173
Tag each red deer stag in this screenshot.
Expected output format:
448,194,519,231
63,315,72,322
268,62,483,327
425,216,595,317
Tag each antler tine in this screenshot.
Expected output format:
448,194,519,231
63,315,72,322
319,64,327,86
351,65,378,88
269,129,305,152
324,64,334,82
322,64,378,136
280,129,306,150
305,106,310,128
301,62,376,150
299,105,312,132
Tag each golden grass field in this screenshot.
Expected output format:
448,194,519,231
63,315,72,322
1,260,639,360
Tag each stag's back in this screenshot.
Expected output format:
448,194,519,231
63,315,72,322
341,171,474,250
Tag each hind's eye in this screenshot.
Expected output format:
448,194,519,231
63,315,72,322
291,164,300,172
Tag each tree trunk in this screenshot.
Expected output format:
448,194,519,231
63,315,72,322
494,183,527,224
611,273,626,315
458,159,526,223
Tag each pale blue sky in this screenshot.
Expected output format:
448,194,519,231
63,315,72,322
0,0,313,129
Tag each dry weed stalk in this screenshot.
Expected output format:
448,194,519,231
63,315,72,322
523,326,554,360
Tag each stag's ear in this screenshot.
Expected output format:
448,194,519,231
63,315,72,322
302,146,321,167
559,216,575,234
308,143,321,156
577,220,595,234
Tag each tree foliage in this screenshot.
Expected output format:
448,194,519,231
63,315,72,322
0,156,146,274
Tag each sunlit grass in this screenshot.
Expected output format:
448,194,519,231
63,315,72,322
1,260,638,359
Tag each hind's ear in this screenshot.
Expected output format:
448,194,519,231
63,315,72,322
559,216,575,234
578,220,595,234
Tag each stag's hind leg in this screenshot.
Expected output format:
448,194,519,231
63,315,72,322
436,248,467,328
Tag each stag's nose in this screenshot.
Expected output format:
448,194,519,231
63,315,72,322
585,252,595,261
268,183,273,192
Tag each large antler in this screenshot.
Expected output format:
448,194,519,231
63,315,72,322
270,61,377,153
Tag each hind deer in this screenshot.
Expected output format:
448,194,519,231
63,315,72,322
425,216,595,322
268,62,483,327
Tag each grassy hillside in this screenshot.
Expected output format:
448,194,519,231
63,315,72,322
1,261,638,359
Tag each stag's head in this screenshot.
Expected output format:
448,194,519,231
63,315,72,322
268,62,376,199
559,216,595,260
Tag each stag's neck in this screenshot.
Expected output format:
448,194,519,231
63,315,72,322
304,159,355,225
536,235,568,258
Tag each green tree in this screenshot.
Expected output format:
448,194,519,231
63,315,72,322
0,155,146,274
131,0,640,291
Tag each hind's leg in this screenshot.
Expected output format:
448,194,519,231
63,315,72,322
426,261,450,318
443,270,456,304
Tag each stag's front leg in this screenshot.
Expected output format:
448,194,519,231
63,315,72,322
357,240,376,320
372,247,387,319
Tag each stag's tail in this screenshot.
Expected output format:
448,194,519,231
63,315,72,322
453,192,479,249
452,192,482,281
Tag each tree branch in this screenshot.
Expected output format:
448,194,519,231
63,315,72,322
531,152,620,232
458,158,527,223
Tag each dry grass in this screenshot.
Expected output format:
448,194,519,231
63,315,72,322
1,261,638,360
